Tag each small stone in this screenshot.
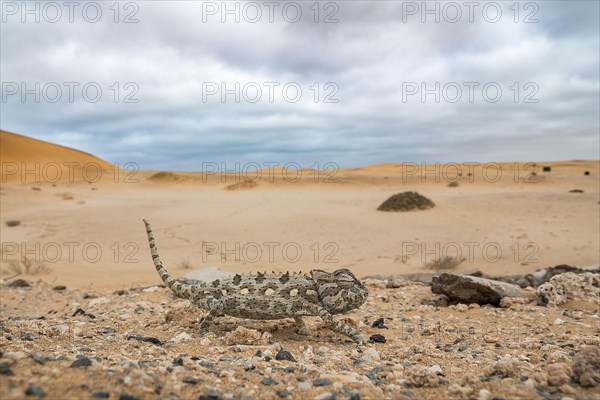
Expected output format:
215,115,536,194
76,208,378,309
0,362,14,376
369,334,386,343
371,318,387,328
173,356,184,366
318,346,329,354
407,366,439,387
8,279,30,288
276,390,290,398
30,353,47,364
484,335,499,343
313,378,333,387
53,285,66,291
262,377,278,386
478,389,491,400
572,346,600,387
428,365,444,376
314,392,335,400
25,384,45,398
170,332,192,343
275,349,296,362
70,357,92,368
88,297,109,307
93,390,110,398
552,318,565,325
119,393,138,400
455,304,468,312
127,335,163,346
546,363,570,386
183,376,200,384
298,382,312,391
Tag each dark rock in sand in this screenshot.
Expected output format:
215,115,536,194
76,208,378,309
126,335,163,346
70,356,93,368
370,334,387,343
431,273,526,306
275,349,296,362
8,279,31,288
25,384,45,398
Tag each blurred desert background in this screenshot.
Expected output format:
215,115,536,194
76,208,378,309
1,130,598,290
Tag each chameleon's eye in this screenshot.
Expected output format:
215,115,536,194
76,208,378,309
336,273,354,283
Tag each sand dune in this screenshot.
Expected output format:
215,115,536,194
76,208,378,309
0,130,115,184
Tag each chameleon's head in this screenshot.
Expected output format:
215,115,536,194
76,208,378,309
310,269,369,314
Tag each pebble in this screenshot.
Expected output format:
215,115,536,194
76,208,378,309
25,384,45,398
88,297,109,307
182,376,200,384
262,377,278,386
170,332,193,343
369,333,386,343
313,378,333,387
372,318,387,328
314,392,335,400
298,382,312,391
70,357,93,368
0,362,14,376
428,365,444,376
275,349,296,362
127,335,163,346
547,363,571,386
553,318,565,326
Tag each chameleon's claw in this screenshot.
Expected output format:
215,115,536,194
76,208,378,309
295,326,309,336
354,335,365,345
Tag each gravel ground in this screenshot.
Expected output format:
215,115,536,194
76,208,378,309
1,278,599,400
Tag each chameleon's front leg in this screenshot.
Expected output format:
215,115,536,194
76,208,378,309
309,304,364,344
294,316,309,336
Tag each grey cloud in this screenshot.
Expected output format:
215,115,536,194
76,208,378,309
1,1,598,170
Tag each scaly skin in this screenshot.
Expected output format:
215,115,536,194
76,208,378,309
142,219,369,343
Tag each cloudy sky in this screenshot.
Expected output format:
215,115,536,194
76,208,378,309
1,1,599,170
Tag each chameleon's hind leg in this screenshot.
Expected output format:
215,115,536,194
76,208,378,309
198,299,223,333
309,304,364,344
294,316,308,335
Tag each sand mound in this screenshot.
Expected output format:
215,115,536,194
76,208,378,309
147,171,184,183
1,130,115,183
377,191,435,212
226,179,259,190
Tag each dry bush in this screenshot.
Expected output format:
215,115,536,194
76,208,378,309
425,256,466,271
7,256,52,276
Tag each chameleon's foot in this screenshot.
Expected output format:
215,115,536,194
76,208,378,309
353,334,365,345
294,316,308,336
295,326,309,336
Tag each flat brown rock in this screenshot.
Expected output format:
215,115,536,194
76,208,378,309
431,273,527,305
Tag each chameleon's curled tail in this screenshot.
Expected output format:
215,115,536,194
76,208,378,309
143,219,194,297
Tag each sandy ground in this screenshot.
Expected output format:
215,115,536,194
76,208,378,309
1,278,599,400
1,159,599,290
